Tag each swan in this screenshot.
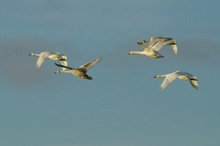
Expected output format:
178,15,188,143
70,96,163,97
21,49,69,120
128,36,178,58
154,71,199,90
29,51,67,70
54,57,102,80
128,40,164,58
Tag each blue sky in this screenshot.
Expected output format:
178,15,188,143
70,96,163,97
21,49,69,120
0,0,220,146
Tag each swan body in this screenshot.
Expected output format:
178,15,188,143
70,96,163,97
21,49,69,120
29,51,67,70
55,57,102,80
154,71,199,90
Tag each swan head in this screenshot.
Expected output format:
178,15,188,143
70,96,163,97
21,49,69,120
55,70,62,74
128,51,132,55
152,54,164,58
154,75,160,78
154,75,165,78
137,40,144,45
29,53,35,56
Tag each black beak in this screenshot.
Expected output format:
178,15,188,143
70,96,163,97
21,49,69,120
59,58,67,61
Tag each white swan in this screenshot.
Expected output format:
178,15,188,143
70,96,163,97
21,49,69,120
29,51,67,70
154,71,199,90
128,40,164,58
128,36,178,58
55,57,102,80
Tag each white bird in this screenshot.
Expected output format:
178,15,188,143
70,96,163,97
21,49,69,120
154,71,199,90
29,51,67,70
128,36,178,58
128,40,164,58
54,57,102,80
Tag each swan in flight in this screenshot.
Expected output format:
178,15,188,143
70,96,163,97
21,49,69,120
54,57,102,80
128,36,178,58
128,40,164,58
29,51,67,70
154,71,199,90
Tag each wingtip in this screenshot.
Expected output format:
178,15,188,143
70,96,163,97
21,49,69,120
35,65,40,69
160,86,165,90
195,87,199,90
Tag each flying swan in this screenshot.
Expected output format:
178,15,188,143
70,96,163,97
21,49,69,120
54,57,102,80
128,36,178,58
154,71,199,90
29,51,67,70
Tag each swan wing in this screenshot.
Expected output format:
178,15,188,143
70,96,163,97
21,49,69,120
60,55,68,71
170,44,178,54
190,79,199,90
137,40,150,51
160,73,180,90
36,51,52,68
54,63,73,70
149,37,172,47
176,71,194,78
148,37,164,47
79,57,102,72
175,71,199,90
151,39,175,52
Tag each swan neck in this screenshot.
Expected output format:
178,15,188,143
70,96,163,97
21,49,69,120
30,53,40,56
129,51,143,55
55,70,72,74
155,74,166,78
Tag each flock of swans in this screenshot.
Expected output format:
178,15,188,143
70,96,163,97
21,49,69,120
29,36,199,90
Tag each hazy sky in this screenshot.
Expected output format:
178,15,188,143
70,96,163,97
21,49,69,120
0,0,220,146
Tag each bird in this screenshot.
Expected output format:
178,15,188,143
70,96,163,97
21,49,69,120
54,57,102,80
154,71,199,90
128,36,178,58
128,40,164,58
29,51,67,70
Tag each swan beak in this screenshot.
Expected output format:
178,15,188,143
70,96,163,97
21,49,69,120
137,40,142,45
59,58,67,61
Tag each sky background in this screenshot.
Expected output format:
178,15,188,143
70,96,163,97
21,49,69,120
0,0,220,146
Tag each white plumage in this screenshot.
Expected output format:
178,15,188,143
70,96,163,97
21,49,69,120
29,51,67,70
55,57,102,80
154,71,199,90
128,36,178,58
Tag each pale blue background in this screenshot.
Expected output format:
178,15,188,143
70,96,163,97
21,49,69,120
0,0,220,146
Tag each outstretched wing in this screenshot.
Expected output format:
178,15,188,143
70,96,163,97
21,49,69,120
148,37,165,47
176,71,199,90
54,63,73,70
190,79,199,90
78,57,102,72
151,39,176,52
36,51,52,68
170,43,178,54
160,73,180,90
148,37,172,47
